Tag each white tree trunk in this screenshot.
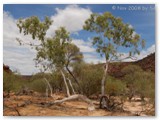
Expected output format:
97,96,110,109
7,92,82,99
67,78,76,94
51,94,95,111
44,78,53,97
46,87,49,97
60,70,70,97
101,63,109,96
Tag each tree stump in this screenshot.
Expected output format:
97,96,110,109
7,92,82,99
100,96,110,109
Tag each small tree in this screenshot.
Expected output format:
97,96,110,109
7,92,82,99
17,16,83,96
83,12,145,108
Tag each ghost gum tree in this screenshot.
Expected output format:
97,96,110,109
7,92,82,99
83,12,145,107
16,16,83,96
16,16,95,111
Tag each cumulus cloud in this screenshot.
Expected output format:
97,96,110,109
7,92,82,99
72,39,95,53
3,11,39,75
3,6,155,75
46,5,92,37
3,49,39,74
3,5,92,75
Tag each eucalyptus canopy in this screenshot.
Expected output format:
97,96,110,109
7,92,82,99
17,16,83,95
83,12,145,62
83,12,145,99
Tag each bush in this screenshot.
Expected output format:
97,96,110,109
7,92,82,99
134,71,155,101
29,71,64,93
28,79,47,93
3,71,14,92
73,62,103,97
122,65,155,101
106,76,126,97
3,71,27,92
122,65,143,100
50,71,64,92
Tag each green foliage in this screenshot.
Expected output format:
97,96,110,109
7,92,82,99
17,17,83,90
72,62,103,96
65,43,83,66
34,27,71,69
122,65,155,101
29,72,64,93
17,16,83,70
134,71,155,101
3,72,28,92
50,71,64,91
122,65,143,85
3,72,15,92
28,79,47,93
106,76,126,96
83,12,145,61
17,16,52,41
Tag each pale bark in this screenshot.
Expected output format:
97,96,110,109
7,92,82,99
60,70,70,97
49,94,95,111
101,63,109,96
67,78,76,94
66,65,82,94
44,78,53,97
46,87,49,97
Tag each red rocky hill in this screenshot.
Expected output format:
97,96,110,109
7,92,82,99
95,53,155,78
3,64,12,73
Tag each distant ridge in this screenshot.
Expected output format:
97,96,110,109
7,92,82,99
3,52,155,80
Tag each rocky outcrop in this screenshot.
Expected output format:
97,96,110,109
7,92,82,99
95,53,155,79
3,64,12,73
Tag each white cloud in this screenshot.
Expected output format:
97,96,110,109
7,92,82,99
3,50,39,75
128,24,133,29
72,39,95,53
3,7,155,75
82,44,155,63
135,44,155,60
46,5,92,37
3,11,39,75
83,53,105,64
117,44,155,62
3,5,92,75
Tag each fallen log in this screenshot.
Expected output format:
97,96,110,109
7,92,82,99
47,94,95,111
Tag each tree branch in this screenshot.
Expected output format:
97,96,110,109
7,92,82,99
16,38,40,47
44,78,54,97
67,78,76,94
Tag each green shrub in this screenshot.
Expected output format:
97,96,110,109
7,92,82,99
73,63,103,96
3,71,28,92
122,65,155,101
50,71,64,92
106,76,126,97
28,79,47,93
29,71,64,93
134,71,155,101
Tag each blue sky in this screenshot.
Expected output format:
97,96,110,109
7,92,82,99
3,4,155,75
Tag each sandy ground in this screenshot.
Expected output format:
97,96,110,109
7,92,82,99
3,92,154,116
